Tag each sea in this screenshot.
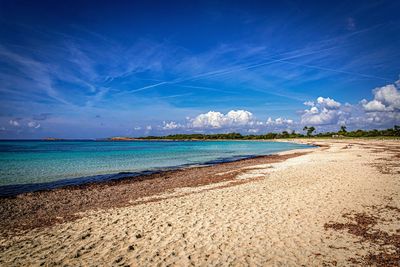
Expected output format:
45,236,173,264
0,140,312,196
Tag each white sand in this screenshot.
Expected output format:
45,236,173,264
1,139,399,266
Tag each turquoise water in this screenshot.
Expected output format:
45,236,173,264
0,140,311,196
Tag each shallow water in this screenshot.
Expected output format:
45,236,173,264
0,140,311,196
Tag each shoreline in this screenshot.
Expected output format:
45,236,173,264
1,139,399,266
0,148,314,237
0,143,315,198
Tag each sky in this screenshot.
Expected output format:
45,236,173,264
0,0,399,139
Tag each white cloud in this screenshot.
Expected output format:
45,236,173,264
301,80,400,128
362,84,400,112
310,106,319,114
133,126,142,130
301,97,342,125
191,111,226,128
162,121,181,130
226,110,254,125
302,108,340,125
145,125,152,130
27,121,41,129
266,117,293,125
363,111,400,125
248,128,259,133
156,78,400,133
374,85,400,109
316,97,341,109
9,120,20,127
359,82,400,127
303,101,314,107
362,99,387,112
191,110,254,129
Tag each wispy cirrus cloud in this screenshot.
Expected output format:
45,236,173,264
1,1,399,138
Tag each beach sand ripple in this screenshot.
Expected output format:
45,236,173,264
0,139,399,266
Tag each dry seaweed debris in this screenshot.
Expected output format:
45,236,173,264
324,206,400,266
0,152,307,237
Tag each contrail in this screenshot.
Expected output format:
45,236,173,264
128,81,168,93
271,59,391,82
126,46,340,93
176,84,238,94
125,23,389,93
184,46,347,82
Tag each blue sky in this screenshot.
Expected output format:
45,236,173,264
0,0,399,138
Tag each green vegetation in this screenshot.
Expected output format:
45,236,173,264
136,125,400,140
303,126,316,137
313,125,400,138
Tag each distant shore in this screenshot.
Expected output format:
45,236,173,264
5,125,394,141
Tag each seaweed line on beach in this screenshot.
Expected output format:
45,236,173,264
0,152,308,238
324,204,400,266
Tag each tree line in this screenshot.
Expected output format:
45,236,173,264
138,125,400,140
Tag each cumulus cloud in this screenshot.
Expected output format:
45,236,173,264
310,107,318,114
300,79,400,128
191,110,254,129
357,81,400,127
316,97,341,109
155,79,400,134
362,99,387,112
266,117,293,125
162,121,182,130
362,84,400,112
226,110,254,125
160,110,295,133
301,97,343,125
302,108,340,125
191,111,225,128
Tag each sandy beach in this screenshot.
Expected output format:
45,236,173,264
0,139,399,266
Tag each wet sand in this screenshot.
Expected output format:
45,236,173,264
0,139,399,266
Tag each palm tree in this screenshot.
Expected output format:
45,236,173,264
303,126,315,137
308,126,315,136
394,125,400,136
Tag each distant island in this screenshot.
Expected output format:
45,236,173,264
108,125,400,141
